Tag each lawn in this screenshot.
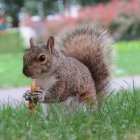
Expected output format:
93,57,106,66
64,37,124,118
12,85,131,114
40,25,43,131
0,29,25,53
0,89,140,140
0,53,31,88
0,30,140,88
113,41,140,77
0,30,31,88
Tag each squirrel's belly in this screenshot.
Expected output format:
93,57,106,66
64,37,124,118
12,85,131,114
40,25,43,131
37,74,57,91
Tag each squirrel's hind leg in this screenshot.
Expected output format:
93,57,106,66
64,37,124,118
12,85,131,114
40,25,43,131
79,89,98,112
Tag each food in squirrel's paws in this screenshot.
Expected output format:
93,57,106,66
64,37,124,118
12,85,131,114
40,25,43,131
28,80,39,115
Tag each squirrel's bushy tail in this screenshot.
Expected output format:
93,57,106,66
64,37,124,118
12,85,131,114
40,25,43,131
58,24,113,99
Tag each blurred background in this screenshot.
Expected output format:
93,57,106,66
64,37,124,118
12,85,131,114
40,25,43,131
0,0,140,89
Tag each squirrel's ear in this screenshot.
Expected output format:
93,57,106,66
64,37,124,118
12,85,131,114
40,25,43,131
46,36,55,54
30,37,35,48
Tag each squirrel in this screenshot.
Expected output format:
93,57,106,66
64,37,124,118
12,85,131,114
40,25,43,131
23,24,112,107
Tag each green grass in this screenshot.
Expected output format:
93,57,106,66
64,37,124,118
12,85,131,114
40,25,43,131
0,30,31,88
113,40,140,77
0,29,25,53
0,89,140,140
0,53,31,88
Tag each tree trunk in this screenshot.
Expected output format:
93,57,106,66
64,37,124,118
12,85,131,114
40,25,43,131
12,15,19,27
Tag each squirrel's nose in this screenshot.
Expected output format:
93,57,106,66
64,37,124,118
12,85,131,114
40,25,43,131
23,66,32,77
23,66,27,76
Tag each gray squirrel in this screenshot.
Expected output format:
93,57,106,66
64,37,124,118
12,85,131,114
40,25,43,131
23,24,112,107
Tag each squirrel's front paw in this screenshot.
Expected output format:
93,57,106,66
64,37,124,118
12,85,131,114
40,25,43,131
23,90,45,102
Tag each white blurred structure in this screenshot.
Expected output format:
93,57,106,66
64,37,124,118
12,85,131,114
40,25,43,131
19,27,36,47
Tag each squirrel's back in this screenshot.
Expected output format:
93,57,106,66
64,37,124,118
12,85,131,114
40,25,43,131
57,24,113,99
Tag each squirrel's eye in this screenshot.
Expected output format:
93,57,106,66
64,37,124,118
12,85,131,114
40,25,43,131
39,55,45,62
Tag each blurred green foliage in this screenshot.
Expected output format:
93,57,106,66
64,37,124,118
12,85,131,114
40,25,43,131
25,0,58,16
77,0,110,6
24,0,111,16
24,0,38,15
110,13,140,41
4,0,24,27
